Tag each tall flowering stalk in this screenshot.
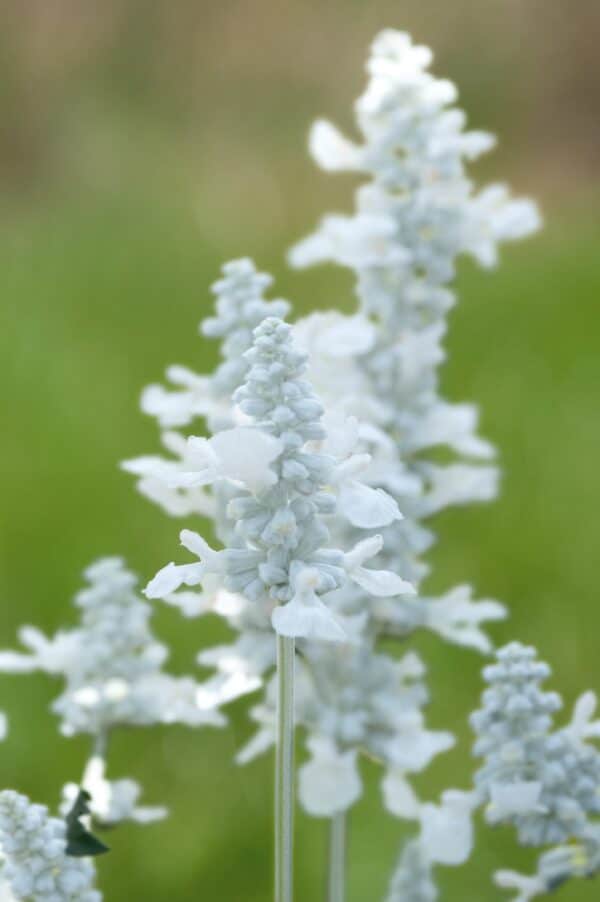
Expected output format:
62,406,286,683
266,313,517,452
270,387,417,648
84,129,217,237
132,311,416,900
470,643,600,900
287,27,540,899
0,557,224,898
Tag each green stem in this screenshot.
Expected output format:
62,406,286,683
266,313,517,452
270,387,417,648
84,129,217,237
275,635,295,902
328,812,346,902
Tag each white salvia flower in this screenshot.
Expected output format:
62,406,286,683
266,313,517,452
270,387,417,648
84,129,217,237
195,315,408,640
145,530,223,600
472,642,600,850
0,791,100,901
419,790,475,866
271,569,346,642
381,769,421,819
121,431,217,519
127,428,283,496
288,28,538,657
422,584,506,653
494,870,546,902
308,119,363,172
0,557,224,736
343,535,415,598
567,691,600,743
61,757,166,827
289,213,409,269
141,365,211,430
298,736,362,817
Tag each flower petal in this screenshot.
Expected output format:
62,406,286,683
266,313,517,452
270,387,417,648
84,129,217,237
298,738,362,817
144,562,204,599
338,481,402,528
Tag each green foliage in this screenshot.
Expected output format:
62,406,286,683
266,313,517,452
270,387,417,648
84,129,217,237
65,790,110,859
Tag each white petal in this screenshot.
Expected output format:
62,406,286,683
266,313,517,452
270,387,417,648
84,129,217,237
0,651,38,673
179,529,221,571
494,870,545,902
144,562,204,598
315,316,376,357
381,769,420,819
308,119,362,171
338,481,402,528
388,728,455,772
272,596,346,643
298,738,362,817
424,585,506,653
236,726,275,765
351,566,415,598
420,791,474,866
344,535,384,570
210,427,283,492
569,690,600,740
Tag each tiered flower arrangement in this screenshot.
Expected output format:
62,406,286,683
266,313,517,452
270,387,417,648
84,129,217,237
0,26,597,902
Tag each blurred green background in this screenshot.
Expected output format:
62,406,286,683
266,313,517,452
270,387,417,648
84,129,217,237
1,1,599,899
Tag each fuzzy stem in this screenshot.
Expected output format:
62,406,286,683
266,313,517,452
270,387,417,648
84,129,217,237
328,812,346,902
275,635,295,902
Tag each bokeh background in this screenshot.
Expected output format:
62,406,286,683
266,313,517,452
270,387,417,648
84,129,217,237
1,2,599,899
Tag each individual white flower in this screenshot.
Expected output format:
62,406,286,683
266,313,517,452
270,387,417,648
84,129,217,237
298,736,362,817
62,757,167,827
144,530,223,599
0,626,80,676
344,535,415,598
140,365,212,429
419,790,475,866
494,870,545,902
419,463,499,516
271,569,346,642
289,213,409,269
308,119,363,172
382,769,421,819
422,585,506,653
567,691,600,744
124,427,282,496
163,428,283,494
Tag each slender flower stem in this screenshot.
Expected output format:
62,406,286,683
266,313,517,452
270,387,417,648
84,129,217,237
82,730,109,791
275,635,295,902
328,812,346,902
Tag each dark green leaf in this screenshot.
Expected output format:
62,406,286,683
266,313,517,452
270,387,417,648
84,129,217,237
65,788,110,858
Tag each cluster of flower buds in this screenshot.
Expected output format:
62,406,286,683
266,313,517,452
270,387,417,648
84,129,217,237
0,791,100,901
471,643,600,899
